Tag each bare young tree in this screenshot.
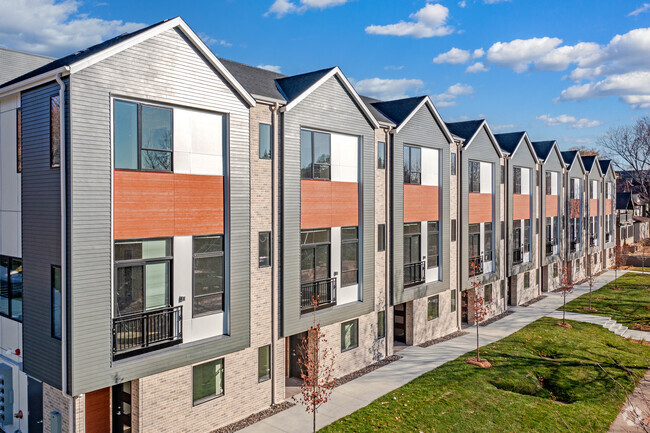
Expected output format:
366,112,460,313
613,245,625,289
585,252,597,311
465,261,491,367
557,260,575,328
597,116,650,202
297,297,337,433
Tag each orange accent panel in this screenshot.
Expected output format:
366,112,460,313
469,193,493,224
404,184,439,222
570,199,581,218
606,199,613,215
301,180,358,229
590,198,599,216
513,194,530,220
114,170,224,239
545,195,559,217
85,388,110,433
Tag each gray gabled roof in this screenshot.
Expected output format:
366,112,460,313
218,58,286,101
0,19,166,89
532,141,556,161
359,96,395,125
561,150,579,168
599,159,611,174
494,131,525,155
370,96,427,126
444,120,484,142
276,67,334,102
582,155,597,172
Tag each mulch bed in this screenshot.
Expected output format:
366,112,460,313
520,295,547,307
480,310,514,326
333,355,402,388
418,330,469,348
465,357,492,368
634,324,650,332
556,322,574,329
212,401,295,433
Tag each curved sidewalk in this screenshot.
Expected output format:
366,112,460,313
241,270,626,433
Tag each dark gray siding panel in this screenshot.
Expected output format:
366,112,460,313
392,104,451,305
282,75,375,337
21,80,66,388
69,28,250,395
460,126,502,291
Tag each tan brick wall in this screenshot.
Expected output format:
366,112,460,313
43,382,70,433
512,270,539,305
411,289,458,345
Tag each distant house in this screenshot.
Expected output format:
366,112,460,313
0,47,52,85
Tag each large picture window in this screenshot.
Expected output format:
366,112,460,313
301,130,331,180
193,235,225,317
114,238,172,317
51,266,61,338
513,167,522,194
403,145,421,185
341,319,358,352
341,227,359,287
114,100,172,172
468,161,480,193
427,221,439,269
193,359,224,405
0,256,23,322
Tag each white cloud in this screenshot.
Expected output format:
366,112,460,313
432,83,474,107
265,0,348,17
486,37,562,73
628,3,650,16
534,42,601,71
353,78,424,100
365,3,454,38
458,0,466,7
257,64,282,73
433,47,471,64
559,71,650,108
484,0,511,3
200,34,232,48
466,62,488,73
537,114,602,129
384,65,404,70
472,48,485,58
0,0,145,56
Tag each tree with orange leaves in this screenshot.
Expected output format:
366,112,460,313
466,261,491,366
557,260,575,327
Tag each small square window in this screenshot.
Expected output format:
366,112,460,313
427,295,439,321
378,224,386,252
193,359,224,405
377,311,386,339
259,231,271,268
450,289,457,312
341,319,358,352
451,219,457,242
484,284,492,303
451,152,457,175
258,345,271,382
259,123,272,159
377,141,386,169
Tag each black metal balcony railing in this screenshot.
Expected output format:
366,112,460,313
112,306,182,359
469,256,483,277
546,242,554,256
301,277,337,312
570,239,577,253
513,248,523,265
404,261,426,287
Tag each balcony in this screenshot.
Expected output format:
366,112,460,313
301,277,337,313
404,261,426,287
469,256,483,277
513,248,523,265
112,306,183,360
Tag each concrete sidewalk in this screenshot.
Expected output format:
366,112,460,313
240,270,626,433
545,310,650,341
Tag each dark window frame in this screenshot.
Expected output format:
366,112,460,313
450,152,457,176
451,219,457,242
377,141,386,169
377,310,386,340
300,228,331,288
341,226,359,287
513,167,522,195
451,289,457,312
193,358,225,405
113,99,174,172
484,284,493,303
427,221,439,269
0,255,23,323
192,235,225,318
300,129,331,180
427,295,439,321
341,319,359,352
469,161,481,193
259,231,272,268
378,223,386,252
545,171,552,195
403,145,421,185
524,272,530,288
50,95,61,168
51,265,61,339
259,122,272,159
258,345,271,382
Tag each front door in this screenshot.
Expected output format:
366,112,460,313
288,332,307,379
28,377,43,433
394,303,407,343
112,382,132,433
461,291,468,324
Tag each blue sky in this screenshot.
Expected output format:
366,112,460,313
2,0,649,151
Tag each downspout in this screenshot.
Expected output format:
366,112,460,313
384,126,392,358
538,163,543,296
55,71,75,431
456,141,462,329
270,102,280,405
504,156,509,305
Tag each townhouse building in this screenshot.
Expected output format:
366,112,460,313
0,16,619,433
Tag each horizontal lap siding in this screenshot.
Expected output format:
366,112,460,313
541,148,564,266
300,180,358,229
508,142,537,276
282,75,375,336
21,80,66,388
393,105,450,305
69,27,250,395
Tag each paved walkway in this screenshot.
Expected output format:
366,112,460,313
545,310,650,341
241,270,626,433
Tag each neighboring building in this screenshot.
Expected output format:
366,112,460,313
582,155,605,274
0,16,626,433
617,192,636,246
0,48,52,85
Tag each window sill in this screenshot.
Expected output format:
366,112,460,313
341,344,358,353
193,393,224,407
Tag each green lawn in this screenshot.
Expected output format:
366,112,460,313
629,267,650,273
563,273,650,328
322,318,650,433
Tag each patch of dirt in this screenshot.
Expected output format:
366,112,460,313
628,338,650,346
583,307,598,312
634,324,650,332
556,322,574,329
466,357,492,368
418,330,469,348
212,401,295,433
